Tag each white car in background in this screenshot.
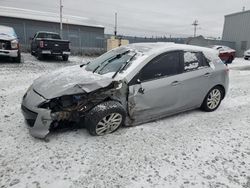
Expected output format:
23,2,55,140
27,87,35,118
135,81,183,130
244,49,250,60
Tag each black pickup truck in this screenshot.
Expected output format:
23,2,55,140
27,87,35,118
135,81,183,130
31,31,70,61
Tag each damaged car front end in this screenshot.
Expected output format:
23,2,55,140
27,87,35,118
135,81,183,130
21,47,137,139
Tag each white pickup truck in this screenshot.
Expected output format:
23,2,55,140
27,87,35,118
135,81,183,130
0,25,21,63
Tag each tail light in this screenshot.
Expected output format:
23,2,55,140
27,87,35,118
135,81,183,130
40,41,44,48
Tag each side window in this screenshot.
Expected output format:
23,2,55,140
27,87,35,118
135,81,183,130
183,51,209,72
140,51,180,82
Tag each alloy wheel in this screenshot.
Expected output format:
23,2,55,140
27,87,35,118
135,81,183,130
96,113,122,135
207,89,221,110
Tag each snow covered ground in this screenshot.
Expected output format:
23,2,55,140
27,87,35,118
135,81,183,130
0,54,250,188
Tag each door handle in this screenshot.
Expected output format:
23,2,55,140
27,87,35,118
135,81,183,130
204,73,211,77
171,81,180,86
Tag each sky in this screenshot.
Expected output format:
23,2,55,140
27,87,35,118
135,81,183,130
0,0,249,38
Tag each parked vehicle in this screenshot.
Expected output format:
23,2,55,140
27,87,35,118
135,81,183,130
244,49,250,60
209,45,236,64
31,31,70,61
21,43,229,139
0,25,21,63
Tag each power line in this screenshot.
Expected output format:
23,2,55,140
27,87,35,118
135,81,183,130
60,0,63,38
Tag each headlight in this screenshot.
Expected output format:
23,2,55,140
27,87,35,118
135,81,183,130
11,40,19,49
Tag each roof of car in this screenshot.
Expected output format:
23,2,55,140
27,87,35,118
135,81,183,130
126,42,217,56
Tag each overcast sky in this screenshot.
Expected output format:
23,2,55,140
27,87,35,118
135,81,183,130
1,0,249,38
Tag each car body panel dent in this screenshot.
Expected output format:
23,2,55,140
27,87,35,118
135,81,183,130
33,65,114,99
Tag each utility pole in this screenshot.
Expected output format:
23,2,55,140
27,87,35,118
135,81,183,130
60,0,63,38
114,12,117,37
192,20,199,37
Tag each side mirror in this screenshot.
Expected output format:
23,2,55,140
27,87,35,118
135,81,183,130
137,79,141,84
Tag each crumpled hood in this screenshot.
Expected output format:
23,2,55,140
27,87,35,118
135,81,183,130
33,65,114,99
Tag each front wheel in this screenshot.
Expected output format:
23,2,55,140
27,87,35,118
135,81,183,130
85,101,126,136
37,52,43,60
201,86,223,112
244,57,249,60
12,53,21,63
62,55,69,61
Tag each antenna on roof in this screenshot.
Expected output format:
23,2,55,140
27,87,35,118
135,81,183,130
114,12,117,37
192,20,199,37
60,0,63,38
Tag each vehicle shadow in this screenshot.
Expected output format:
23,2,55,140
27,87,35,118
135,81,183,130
0,56,24,64
44,109,202,141
37,55,67,62
0,56,15,63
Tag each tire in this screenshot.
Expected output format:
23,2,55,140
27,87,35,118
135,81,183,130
62,55,69,61
12,53,21,63
85,101,126,136
37,52,43,60
201,86,223,112
244,57,248,60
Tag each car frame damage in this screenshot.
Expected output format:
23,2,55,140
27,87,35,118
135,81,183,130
22,79,128,139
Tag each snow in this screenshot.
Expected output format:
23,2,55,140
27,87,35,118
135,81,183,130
0,55,250,187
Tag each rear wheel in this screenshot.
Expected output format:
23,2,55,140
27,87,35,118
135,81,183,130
85,101,126,136
62,55,69,61
201,86,223,112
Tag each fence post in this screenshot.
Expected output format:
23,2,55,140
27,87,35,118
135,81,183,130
23,22,27,51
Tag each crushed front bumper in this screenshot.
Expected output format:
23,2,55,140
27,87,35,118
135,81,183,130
21,88,53,139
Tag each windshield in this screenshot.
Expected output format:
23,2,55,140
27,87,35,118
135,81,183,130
85,48,137,76
37,33,61,39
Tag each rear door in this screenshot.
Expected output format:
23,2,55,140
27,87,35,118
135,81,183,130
178,51,213,109
128,51,184,123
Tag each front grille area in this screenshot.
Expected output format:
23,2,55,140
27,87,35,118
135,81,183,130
21,105,38,127
0,40,11,50
26,119,36,127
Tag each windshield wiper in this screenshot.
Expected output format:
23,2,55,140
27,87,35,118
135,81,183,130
112,52,136,78
93,50,130,74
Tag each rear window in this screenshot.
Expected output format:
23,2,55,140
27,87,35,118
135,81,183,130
37,33,61,39
183,51,209,72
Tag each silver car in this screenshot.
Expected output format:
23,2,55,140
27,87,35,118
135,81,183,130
21,43,229,139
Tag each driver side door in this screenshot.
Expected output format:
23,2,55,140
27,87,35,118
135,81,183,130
128,51,184,124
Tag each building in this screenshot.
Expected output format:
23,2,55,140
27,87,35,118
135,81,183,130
0,6,105,55
222,10,250,56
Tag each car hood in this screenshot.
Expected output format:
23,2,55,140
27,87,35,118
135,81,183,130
0,34,16,41
33,65,114,99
